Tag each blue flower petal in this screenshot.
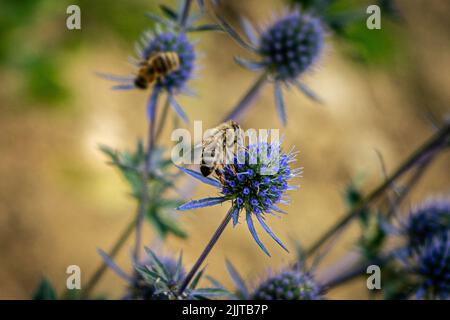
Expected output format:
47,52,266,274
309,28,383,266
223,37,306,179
177,166,222,188
169,94,189,123
225,259,249,298
255,214,289,252
275,81,287,126
112,84,136,91
97,248,133,283
177,196,227,211
232,207,240,228
234,56,265,71
240,17,259,47
246,209,270,257
293,80,323,104
270,205,288,215
96,72,135,83
215,13,257,52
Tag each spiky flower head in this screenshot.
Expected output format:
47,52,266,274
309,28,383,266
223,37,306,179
223,260,322,300
259,12,324,81
409,233,450,299
177,140,301,256
98,248,224,300
403,198,450,251
138,31,195,93
252,269,321,300
129,253,184,300
218,9,326,125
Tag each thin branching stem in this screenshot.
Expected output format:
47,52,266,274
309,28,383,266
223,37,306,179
155,96,171,141
222,72,268,123
305,120,450,257
79,216,136,299
178,207,234,295
81,91,173,298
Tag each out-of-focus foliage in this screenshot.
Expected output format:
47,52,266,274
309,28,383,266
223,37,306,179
32,277,57,300
0,0,157,107
345,183,386,260
288,0,405,66
100,143,187,239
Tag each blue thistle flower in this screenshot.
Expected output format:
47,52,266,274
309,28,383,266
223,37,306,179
409,233,450,300
99,28,196,123
219,10,326,125
223,260,322,300
259,12,324,82
177,141,302,256
402,198,450,251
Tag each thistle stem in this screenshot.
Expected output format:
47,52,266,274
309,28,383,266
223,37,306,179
81,92,173,298
318,252,392,293
133,95,159,263
178,207,234,295
155,96,170,141
306,120,450,257
222,72,268,123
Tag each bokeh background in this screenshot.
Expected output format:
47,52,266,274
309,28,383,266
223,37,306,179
0,0,449,299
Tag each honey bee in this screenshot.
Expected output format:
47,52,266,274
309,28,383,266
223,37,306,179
134,51,180,89
200,121,245,178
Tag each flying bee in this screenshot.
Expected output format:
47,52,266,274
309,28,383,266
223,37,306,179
200,121,246,179
134,51,180,89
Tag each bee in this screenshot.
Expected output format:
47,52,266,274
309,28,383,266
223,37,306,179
200,121,245,178
134,51,180,89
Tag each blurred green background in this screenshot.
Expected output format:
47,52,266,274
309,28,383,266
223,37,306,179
0,0,449,299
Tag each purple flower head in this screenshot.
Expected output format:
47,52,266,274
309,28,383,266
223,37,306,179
177,140,302,256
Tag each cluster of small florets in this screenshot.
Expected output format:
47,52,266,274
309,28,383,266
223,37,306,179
259,12,324,81
252,269,321,300
220,143,298,214
412,232,450,299
141,32,195,91
403,198,450,250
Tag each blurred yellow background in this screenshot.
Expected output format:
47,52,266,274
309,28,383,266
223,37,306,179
0,0,449,299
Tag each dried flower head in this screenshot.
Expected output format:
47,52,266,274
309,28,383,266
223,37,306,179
177,140,301,256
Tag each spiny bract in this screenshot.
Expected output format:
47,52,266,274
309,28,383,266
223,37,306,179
136,249,226,300
128,254,184,300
